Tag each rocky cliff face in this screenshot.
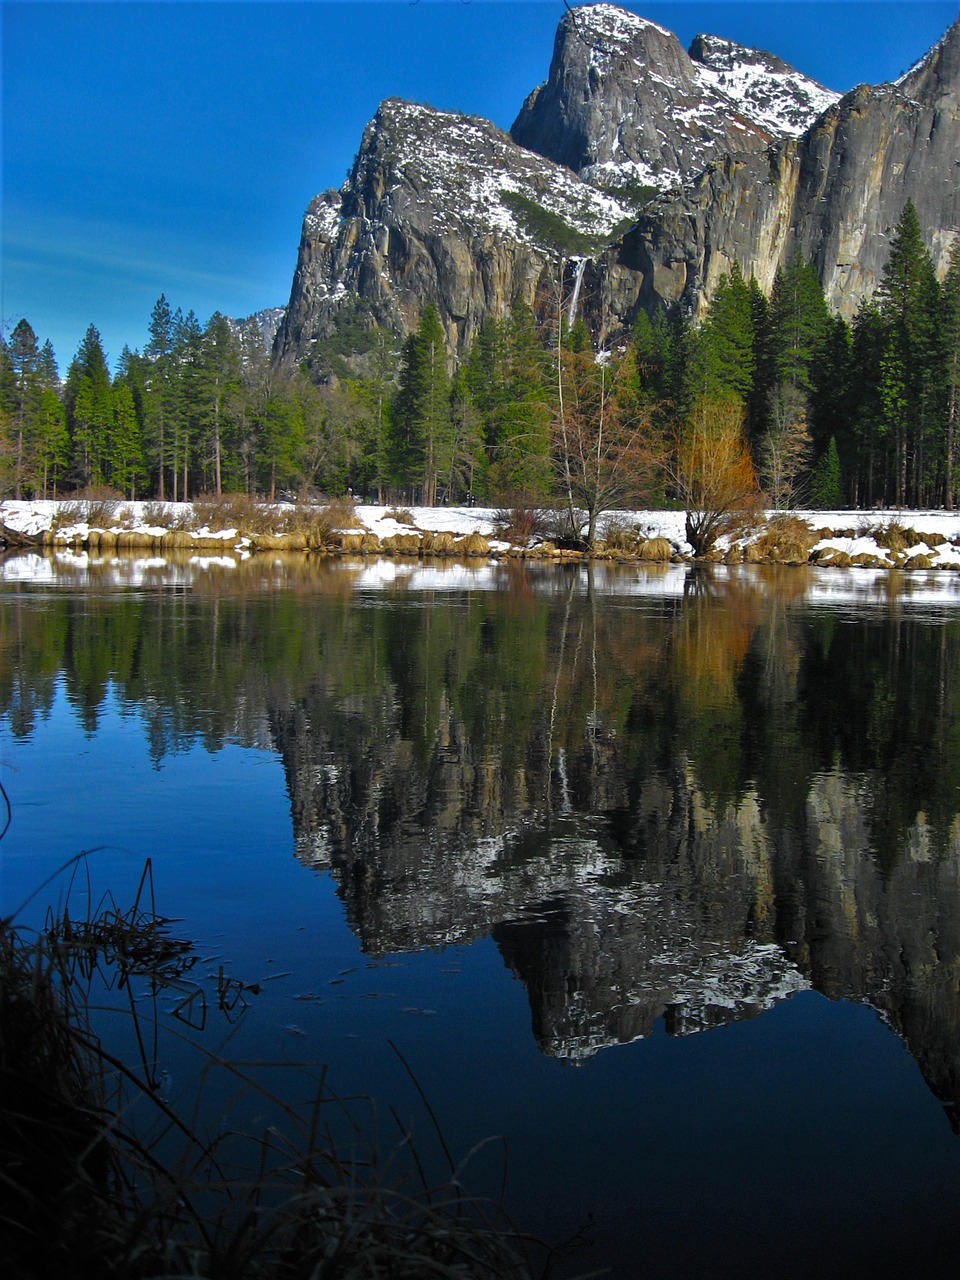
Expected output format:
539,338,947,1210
274,97,630,365
606,12,960,326
274,3,959,363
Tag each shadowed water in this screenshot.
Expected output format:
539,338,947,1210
2,551,960,1277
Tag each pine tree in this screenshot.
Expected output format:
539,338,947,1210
144,295,175,498
942,240,960,509
768,251,830,394
258,376,304,499
876,201,942,505
65,325,113,488
32,388,69,498
8,319,40,497
484,304,551,499
418,305,453,505
447,369,485,502
745,278,773,444
696,264,755,403
171,309,203,500
465,315,509,467
198,313,242,495
389,304,452,504
390,333,426,499
810,436,843,509
0,339,12,494
36,340,60,391
849,300,888,507
108,379,145,498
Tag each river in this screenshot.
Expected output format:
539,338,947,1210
2,551,960,1277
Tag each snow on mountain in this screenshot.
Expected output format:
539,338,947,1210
690,33,841,138
573,2,675,50
365,99,631,250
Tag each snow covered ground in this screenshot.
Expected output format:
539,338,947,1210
5,499,960,561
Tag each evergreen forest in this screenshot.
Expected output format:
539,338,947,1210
2,202,959,516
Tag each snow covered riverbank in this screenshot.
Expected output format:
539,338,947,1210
5,499,960,570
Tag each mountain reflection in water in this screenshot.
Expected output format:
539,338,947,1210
2,551,960,1273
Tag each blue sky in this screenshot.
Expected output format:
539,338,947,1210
2,1,957,372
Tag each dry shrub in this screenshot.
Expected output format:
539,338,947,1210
167,503,202,532
675,395,761,556
323,495,363,530
601,515,643,553
83,497,119,530
279,498,367,548
191,492,279,535
385,506,415,525
493,504,549,547
52,488,125,531
141,500,173,527
50,501,86,531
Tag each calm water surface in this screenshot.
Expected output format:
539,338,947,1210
2,551,960,1277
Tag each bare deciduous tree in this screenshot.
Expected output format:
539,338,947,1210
760,383,812,510
552,346,664,547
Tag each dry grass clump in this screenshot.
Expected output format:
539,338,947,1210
1,856,540,1280
861,519,913,554
862,520,947,554
750,514,820,562
857,518,944,555
454,532,492,557
385,506,415,525
420,531,458,555
278,497,366,548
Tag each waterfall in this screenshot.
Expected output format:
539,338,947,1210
566,256,588,328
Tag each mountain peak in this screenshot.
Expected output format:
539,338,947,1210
512,3,839,190
562,3,673,45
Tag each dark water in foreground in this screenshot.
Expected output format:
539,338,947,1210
2,551,960,1277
